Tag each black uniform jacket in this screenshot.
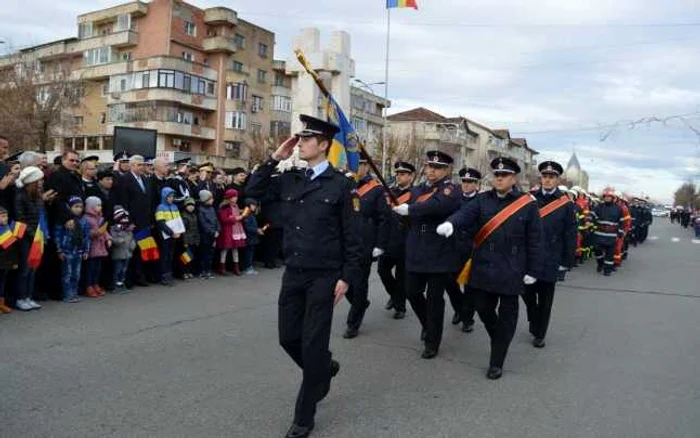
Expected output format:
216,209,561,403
530,189,577,283
246,159,363,286
115,172,154,230
448,188,543,296
383,185,411,259
356,176,390,259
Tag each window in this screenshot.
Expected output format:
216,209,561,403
182,52,194,62
225,111,246,130
272,95,292,112
270,121,291,138
225,141,241,158
101,83,109,97
177,111,193,124
83,46,113,66
184,21,196,36
206,82,215,95
115,14,132,32
158,70,175,88
233,34,245,49
257,69,267,84
78,22,93,39
73,116,84,126
226,82,247,101
252,95,263,113
274,72,286,87
119,78,127,92
121,52,132,61
258,43,268,58
251,122,262,137
142,72,150,88
231,61,244,73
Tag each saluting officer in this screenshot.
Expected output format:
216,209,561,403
523,161,576,349
456,166,482,333
113,151,131,177
246,115,363,438
438,157,543,379
377,161,415,320
343,156,390,339
171,157,192,206
392,150,462,359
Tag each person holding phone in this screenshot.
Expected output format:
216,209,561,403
246,115,363,438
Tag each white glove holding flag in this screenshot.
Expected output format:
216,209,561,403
558,266,567,271
393,204,409,216
372,248,385,258
436,222,454,238
523,275,537,285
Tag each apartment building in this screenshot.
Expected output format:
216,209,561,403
349,85,391,156
0,0,283,167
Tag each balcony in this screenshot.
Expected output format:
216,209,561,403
132,56,218,81
72,61,130,80
106,121,215,140
78,2,148,24
74,31,138,52
204,7,238,26
107,88,217,111
202,36,236,54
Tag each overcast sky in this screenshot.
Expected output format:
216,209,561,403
4,0,700,201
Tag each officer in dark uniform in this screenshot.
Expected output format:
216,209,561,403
113,151,131,177
80,155,101,199
522,161,576,349
171,157,192,206
591,188,624,276
343,156,389,339
456,166,482,333
377,161,415,320
392,150,462,359
439,157,543,379
246,115,363,438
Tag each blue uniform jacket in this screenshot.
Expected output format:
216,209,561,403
530,189,577,283
383,185,411,259
448,188,543,296
405,178,462,273
457,191,478,263
591,202,624,245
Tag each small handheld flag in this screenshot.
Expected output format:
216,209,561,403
241,207,251,218
179,249,193,265
135,228,160,262
27,225,44,269
12,221,27,239
386,0,418,9
0,228,17,250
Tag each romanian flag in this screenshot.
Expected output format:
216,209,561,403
135,228,160,262
0,227,16,250
12,221,27,239
326,95,361,173
27,225,44,269
387,0,418,9
98,221,109,235
261,223,270,232
241,207,251,218
179,249,193,265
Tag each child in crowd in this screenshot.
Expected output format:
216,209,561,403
0,207,19,314
197,190,219,279
84,196,112,297
110,206,135,293
216,189,246,276
241,198,263,275
54,196,90,303
180,197,200,279
155,187,184,286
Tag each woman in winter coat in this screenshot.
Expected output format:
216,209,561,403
216,188,246,276
84,196,112,297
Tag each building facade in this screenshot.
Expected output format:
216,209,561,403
0,0,282,167
350,85,390,157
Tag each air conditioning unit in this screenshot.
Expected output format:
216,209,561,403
111,92,121,100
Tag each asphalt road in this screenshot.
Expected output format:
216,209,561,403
1,219,699,438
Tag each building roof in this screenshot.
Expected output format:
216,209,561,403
444,116,476,136
567,152,581,170
493,129,511,140
387,107,447,123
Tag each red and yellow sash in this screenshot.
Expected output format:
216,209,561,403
357,180,381,198
457,194,534,286
539,195,570,218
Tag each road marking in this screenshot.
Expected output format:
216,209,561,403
648,236,659,241
671,237,681,242
692,239,700,244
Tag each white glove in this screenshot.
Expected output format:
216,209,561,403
558,266,567,271
523,275,537,285
436,222,454,238
372,248,384,258
393,204,409,216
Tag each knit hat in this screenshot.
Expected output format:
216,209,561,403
69,196,83,207
0,206,8,215
198,190,213,202
15,166,44,188
97,170,114,181
113,205,130,224
183,197,196,207
225,188,238,199
244,198,258,207
85,196,102,211
231,167,246,176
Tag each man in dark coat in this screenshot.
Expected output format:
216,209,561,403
45,150,84,227
228,167,248,209
80,156,101,200
246,115,363,438
392,150,462,360
456,166,482,333
171,158,192,207
440,157,543,379
522,161,577,348
377,161,415,320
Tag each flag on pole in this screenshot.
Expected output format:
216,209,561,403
135,228,160,261
26,225,44,269
325,96,361,174
386,0,418,9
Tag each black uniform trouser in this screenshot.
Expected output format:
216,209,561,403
406,272,449,349
377,255,406,311
472,287,519,368
522,280,555,340
445,274,463,317
462,285,477,326
262,228,283,266
594,240,616,273
345,260,371,330
279,268,339,427
640,225,649,242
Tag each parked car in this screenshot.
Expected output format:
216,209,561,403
652,208,669,217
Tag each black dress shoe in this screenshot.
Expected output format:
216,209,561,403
486,366,503,380
420,329,426,341
384,299,394,310
451,312,461,325
604,271,611,276
285,422,314,438
318,359,340,402
596,265,603,273
421,346,438,359
533,338,546,348
392,310,406,320
343,327,358,339
462,321,474,333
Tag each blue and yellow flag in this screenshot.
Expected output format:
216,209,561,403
325,96,361,174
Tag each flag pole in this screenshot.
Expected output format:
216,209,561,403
294,49,400,206
381,6,391,177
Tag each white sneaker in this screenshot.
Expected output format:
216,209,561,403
16,299,33,311
27,299,42,310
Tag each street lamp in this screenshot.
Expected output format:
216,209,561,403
353,78,385,96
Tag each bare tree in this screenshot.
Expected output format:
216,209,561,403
246,132,276,169
674,181,698,209
0,56,85,153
